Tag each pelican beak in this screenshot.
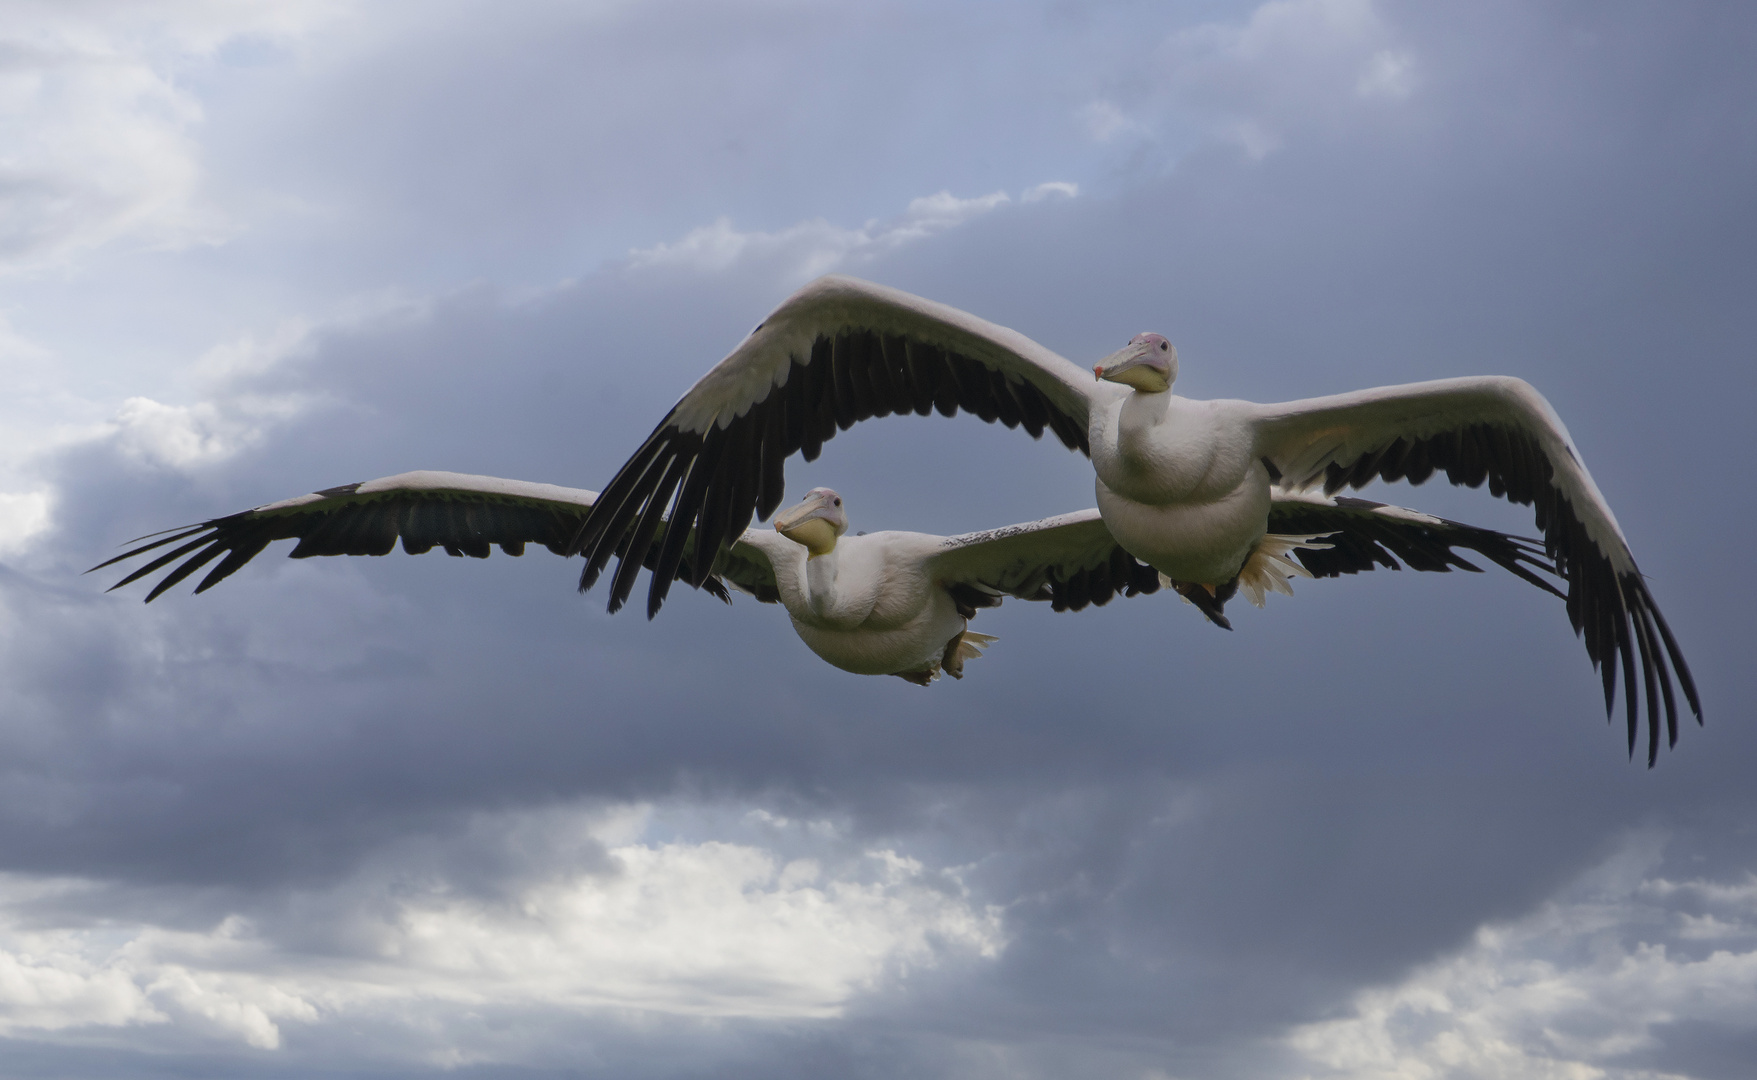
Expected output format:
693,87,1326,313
1094,337,1174,393
1095,340,1154,377
774,493,829,534
774,488,847,557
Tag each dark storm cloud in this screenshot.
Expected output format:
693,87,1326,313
2,0,1754,1075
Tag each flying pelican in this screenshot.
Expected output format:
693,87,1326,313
94,471,1557,684
570,276,1699,762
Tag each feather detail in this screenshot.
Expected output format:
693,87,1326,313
1237,532,1336,608
956,630,999,658
941,629,1001,680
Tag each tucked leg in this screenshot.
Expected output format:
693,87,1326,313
1235,532,1334,607
1165,577,1236,630
940,628,1000,679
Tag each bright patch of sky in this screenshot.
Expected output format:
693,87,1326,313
1288,833,1757,1079
0,803,1000,1055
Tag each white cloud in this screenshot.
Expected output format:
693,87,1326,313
1224,0,1384,62
627,184,1073,285
190,317,315,382
147,958,317,1050
106,384,315,471
0,287,324,521
1147,0,1417,161
390,839,1000,1018
108,397,251,469
1081,100,1144,143
79,318,324,474
1022,181,1079,203
1356,48,1416,99
0,491,50,554
0,803,1003,1055
0,314,62,550
1285,834,1757,1079
0,907,317,1049
1227,118,1283,161
0,937,162,1035
0,314,100,466
0,0,347,273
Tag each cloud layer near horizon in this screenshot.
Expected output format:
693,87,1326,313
0,1,1752,1077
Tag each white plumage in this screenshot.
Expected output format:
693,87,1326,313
97,472,1559,688
573,276,1699,760
94,473,1151,683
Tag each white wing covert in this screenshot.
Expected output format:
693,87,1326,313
713,536,782,605
928,509,1163,616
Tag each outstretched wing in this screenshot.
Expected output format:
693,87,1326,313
1270,490,1561,594
929,490,1564,625
572,275,1115,618
1252,376,1700,764
927,509,1162,615
91,470,728,603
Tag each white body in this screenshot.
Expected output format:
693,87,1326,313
1091,392,1273,584
737,529,965,676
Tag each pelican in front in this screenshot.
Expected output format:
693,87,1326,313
571,276,1700,761
94,472,1557,684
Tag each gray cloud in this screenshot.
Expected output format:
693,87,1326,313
0,0,1752,1075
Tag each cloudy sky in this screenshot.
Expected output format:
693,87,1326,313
0,1,1752,1077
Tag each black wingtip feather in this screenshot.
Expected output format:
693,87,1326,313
142,538,230,602
1314,419,1699,760
193,534,273,594
88,524,213,575
1646,599,1703,720
608,452,691,614
1618,605,1639,758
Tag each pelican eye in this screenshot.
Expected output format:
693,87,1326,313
1160,341,1169,351
833,498,841,506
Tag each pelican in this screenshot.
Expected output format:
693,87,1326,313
95,471,1556,684
571,276,1700,761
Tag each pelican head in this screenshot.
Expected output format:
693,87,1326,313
774,487,848,557
1094,333,1177,393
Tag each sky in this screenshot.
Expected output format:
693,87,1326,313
0,1,1753,1077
